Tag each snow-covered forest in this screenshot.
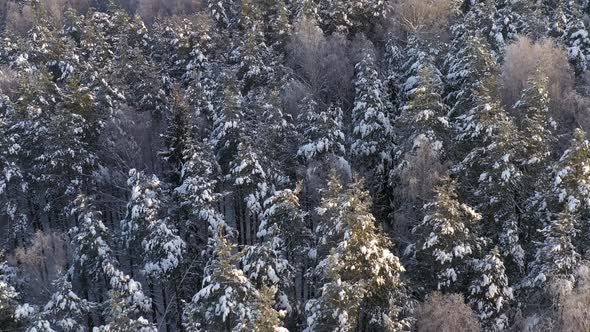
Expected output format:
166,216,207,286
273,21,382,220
3,0,590,331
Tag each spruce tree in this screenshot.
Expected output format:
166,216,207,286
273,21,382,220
211,79,244,175
474,118,525,270
71,194,155,330
513,74,554,174
0,252,18,329
175,139,229,254
413,177,481,292
207,0,240,29
296,98,346,163
468,247,513,331
121,169,185,279
397,65,450,161
351,52,394,175
183,233,259,331
307,176,408,331
23,276,94,332
160,90,196,185
564,14,590,73
553,128,590,217
513,73,556,257
527,209,581,287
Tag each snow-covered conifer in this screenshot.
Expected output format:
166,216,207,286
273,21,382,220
413,177,481,292
468,247,513,331
0,252,18,328
513,74,554,172
121,169,185,279
183,233,258,331
307,176,408,331
553,128,590,215
71,194,155,330
472,117,525,269
527,209,580,287
297,98,346,162
565,16,590,73
351,53,394,175
23,276,94,332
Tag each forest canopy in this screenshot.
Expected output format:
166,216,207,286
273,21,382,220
2,0,590,331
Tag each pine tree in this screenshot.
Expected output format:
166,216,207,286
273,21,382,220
489,0,530,56
100,289,157,332
445,35,499,125
36,77,99,206
397,65,450,161
351,53,394,175
513,74,554,173
526,209,580,287
120,47,168,115
413,177,481,292
71,194,155,330
296,98,346,163
237,21,277,95
241,205,291,290
471,116,526,271
306,176,408,331
549,0,568,38
317,0,352,34
121,169,185,279
317,0,387,34
399,36,440,96
207,0,240,29
0,251,18,328
6,70,100,230
564,13,590,73
454,77,507,185
242,186,310,315
82,10,117,70
160,90,196,185
183,233,259,331
468,247,513,331
266,0,291,50
553,128,590,216
288,0,316,20
150,18,194,81
25,276,94,332
239,286,289,332
228,141,274,242
0,96,27,246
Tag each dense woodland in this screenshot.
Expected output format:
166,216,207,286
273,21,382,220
4,0,590,331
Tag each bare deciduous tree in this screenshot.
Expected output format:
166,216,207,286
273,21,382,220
399,140,448,203
7,231,70,302
136,0,201,24
4,2,34,35
287,17,354,109
388,0,454,41
501,36,573,111
415,292,481,332
550,264,590,332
